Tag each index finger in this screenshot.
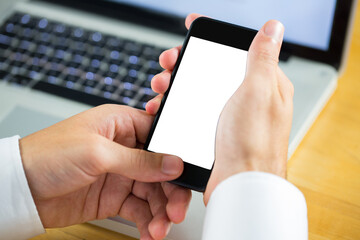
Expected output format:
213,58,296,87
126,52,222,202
159,13,208,71
159,46,182,70
185,13,206,29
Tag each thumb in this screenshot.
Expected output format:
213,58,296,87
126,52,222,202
103,140,184,182
246,20,284,79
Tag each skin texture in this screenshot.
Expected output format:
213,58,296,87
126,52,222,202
147,14,294,205
19,13,293,240
20,105,191,240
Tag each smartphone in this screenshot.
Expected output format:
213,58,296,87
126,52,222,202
144,17,257,191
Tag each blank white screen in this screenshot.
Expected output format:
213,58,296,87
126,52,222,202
148,37,247,170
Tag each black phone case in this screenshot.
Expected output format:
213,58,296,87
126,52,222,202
144,17,257,192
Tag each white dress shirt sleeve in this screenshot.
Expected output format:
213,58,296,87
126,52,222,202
0,136,44,240
202,171,308,240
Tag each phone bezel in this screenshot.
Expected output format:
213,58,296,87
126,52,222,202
144,17,257,192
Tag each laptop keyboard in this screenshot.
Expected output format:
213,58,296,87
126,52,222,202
0,12,165,110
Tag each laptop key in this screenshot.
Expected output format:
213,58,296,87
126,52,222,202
54,23,71,37
139,93,156,102
9,60,25,68
35,44,49,55
0,56,6,63
123,76,137,83
124,41,142,55
82,79,98,88
64,74,79,83
45,70,62,77
89,32,106,47
143,46,163,61
70,40,87,51
106,37,124,50
47,57,62,64
0,34,12,49
71,27,89,41
28,65,43,72
102,84,117,93
8,13,23,24
146,60,162,71
53,37,70,51
8,74,33,86
141,79,152,88
1,22,18,37
120,89,136,98
127,63,142,71
146,68,161,75
89,47,106,60
19,27,36,40
0,70,8,80
36,18,51,32
36,32,52,45
105,72,119,79
19,14,35,27
68,62,81,68
134,101,147,110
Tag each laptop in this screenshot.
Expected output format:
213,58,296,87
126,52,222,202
0,0,356,239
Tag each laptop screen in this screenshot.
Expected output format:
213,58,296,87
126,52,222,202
107,0,337,51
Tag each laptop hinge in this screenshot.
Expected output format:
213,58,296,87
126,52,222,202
279,50,291,62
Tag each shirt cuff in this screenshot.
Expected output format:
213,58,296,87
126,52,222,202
202,171,308,240
0,136,45,240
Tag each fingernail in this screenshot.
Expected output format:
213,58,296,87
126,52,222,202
162,155,182,175
165,222,172,235
264,20,284,43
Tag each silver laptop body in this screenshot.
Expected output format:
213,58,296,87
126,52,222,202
0,0,356,239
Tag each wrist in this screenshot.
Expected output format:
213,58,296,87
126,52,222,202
204,155,287,205
216,152,287,178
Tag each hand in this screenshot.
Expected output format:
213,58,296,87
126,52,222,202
145,14,199,115
147,14,293,205
20,105,191,240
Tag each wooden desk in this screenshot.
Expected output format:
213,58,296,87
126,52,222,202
287,5,360,239
31,6,360,240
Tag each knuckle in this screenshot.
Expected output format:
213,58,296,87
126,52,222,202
86,135,103,159
273,99,286,113
83,135,108,174
244,79,272,101
288,80,295,97
281,76,295,100
95,104,125,115
95,103,112,110
253,48,279,67
130,149,149,170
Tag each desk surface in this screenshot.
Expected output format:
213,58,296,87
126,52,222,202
31,5,360,240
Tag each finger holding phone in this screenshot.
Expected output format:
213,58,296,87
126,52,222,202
147,14,294,203
19,105,191,240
